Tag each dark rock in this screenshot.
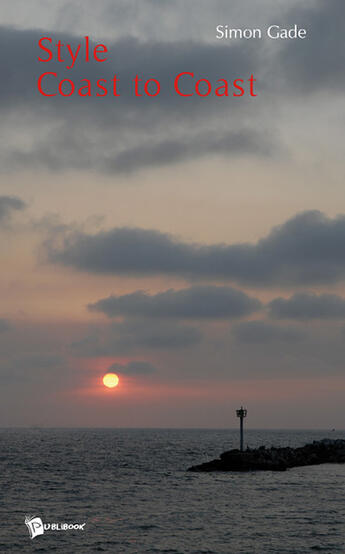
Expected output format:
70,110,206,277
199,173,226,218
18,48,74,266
187,439,345,472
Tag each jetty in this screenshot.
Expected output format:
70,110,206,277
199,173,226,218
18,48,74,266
188,439,345,472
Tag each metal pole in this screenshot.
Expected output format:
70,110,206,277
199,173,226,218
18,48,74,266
240,415,244,451
236,406,247,451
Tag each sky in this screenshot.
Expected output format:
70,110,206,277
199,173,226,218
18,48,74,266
0,0,345,428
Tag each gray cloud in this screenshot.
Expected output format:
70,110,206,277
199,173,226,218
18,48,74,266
269,293,345,320
0,353,64,384
0,1,302,43
70,318,202,356
0,196,26,223
280,0,345,92
105,130,269,174
0,25,269,174
111,318,202,350
0,27,256,108
0,319,11,332
1,0,343,175
47,210,345,286
218,320,345,378
88,285,261,319
232,320,306,344
109,360,157,375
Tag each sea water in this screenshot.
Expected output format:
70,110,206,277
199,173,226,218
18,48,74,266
1,428,345,553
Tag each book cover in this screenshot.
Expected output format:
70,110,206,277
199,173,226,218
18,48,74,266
1,1,344,552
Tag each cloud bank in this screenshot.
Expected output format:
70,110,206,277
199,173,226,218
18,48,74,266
0,196,26,223
269,293,345,320
1,0,344,174
47,210,345,286
88,286,261,319
109,360,157,375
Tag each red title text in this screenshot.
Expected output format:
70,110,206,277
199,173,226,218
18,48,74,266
37,37,257,98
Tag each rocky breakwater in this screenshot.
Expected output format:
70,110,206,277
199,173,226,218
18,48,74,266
188,439,345,472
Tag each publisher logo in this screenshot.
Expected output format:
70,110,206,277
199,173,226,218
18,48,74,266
25,515,44,539
24,514,86,540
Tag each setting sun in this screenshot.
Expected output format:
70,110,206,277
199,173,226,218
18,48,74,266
103,373,119,388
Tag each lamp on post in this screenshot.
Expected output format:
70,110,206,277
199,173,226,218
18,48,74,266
236,406,247,451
